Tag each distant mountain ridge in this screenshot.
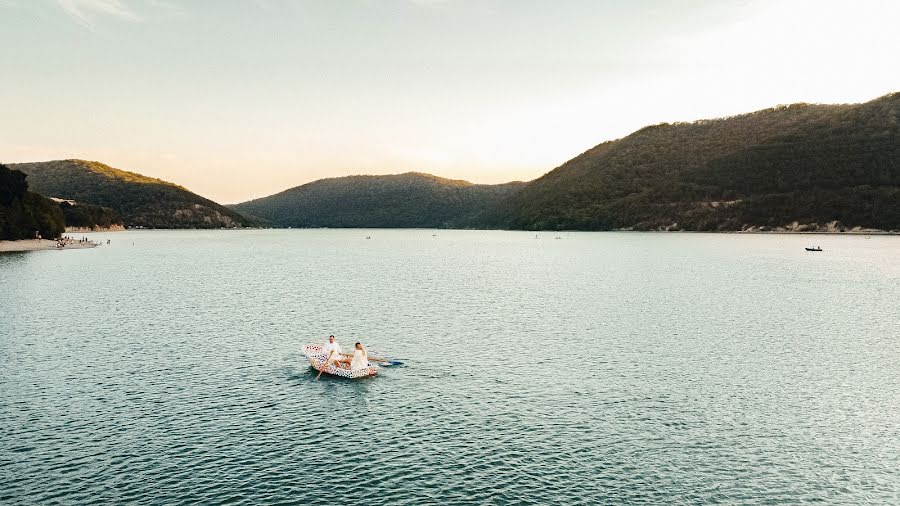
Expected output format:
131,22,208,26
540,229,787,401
11,160,252,229
231,172,526,228
10,93,899,232
480,92,899,231
232,93,899,232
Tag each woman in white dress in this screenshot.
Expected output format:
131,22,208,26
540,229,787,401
334,342,369,370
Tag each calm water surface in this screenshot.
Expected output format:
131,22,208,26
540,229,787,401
1,230,898,504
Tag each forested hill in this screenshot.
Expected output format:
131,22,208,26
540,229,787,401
231,172,526,228
11,93,898,232
12,160,252,229
480,92,900,232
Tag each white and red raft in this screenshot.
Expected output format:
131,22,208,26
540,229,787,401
303,344,378,379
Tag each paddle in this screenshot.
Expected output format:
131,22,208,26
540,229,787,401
368,355,404,367
316,350,335,381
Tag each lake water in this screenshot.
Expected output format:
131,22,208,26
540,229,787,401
1,230,898,504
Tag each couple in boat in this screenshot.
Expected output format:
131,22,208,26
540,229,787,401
321,335,369,370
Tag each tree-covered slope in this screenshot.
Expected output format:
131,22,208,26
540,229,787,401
58,201,123,230
0,164,65,240
482,93,900,231
12,160,252,229
232,172,525,228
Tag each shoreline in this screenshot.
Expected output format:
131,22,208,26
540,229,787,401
265,228,900,235
65,225,125,233
117,226,899,234
0,238,100,253
610,229,897,235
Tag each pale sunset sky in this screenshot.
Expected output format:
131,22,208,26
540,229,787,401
1,0,899,203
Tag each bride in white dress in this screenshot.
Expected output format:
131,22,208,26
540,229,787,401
334,342,369,370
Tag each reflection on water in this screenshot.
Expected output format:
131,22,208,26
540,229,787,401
1,230,898,504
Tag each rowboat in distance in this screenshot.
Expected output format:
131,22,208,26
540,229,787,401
303,344,378,379
805,246,823,251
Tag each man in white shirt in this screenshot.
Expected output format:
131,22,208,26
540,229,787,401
321,335,343,368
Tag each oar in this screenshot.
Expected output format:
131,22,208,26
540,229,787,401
316,350,334,381
368,355,404,367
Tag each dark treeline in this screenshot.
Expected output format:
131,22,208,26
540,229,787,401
0,164,65,240
59,201,123,230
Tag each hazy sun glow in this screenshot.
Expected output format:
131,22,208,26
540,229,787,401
1,0,899,202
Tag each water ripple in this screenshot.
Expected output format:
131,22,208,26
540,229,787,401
1,230,899,504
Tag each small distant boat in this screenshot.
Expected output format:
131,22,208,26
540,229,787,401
805,247,822,252
303,344,378,379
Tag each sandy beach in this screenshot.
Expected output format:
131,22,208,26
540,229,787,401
0,239,99,253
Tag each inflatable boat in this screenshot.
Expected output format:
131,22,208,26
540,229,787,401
303,344,378,379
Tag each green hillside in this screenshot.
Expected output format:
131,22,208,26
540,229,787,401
482,93,900,231
0,164,65,240
11,160,252,229
231,172,525,228
11,93,897,233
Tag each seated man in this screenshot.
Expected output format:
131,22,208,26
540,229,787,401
321,335,347,369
